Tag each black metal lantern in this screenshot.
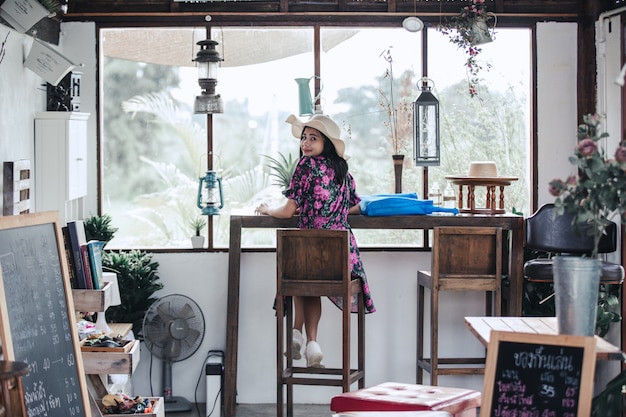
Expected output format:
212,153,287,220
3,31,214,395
413,78,440,166
193,39,224,114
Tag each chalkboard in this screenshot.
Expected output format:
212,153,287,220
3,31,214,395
0,212,91,417
481,331,596,417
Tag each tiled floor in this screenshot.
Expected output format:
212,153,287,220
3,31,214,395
169,402,331,416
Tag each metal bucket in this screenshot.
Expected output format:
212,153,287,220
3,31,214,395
553,255,600,336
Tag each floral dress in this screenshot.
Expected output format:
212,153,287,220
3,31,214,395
284,155,376,314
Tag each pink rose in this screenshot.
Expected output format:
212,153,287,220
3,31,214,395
548,179,565,196
577,138,597,157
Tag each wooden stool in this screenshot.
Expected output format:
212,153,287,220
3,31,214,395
276,228,365,417
0,361,29,417
417,227,502,385
330,382,480,417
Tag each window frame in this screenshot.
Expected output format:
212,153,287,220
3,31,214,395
97,22,535,252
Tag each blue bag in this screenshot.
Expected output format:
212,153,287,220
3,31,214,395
359,193,459,216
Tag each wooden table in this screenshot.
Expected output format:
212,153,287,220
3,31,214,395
224,213,523,417
464,316,625,361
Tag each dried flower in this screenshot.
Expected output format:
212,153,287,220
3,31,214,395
548,114,626,257
378,48,412,155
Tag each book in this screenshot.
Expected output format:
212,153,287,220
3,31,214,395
87,240,104,290
61,226,79,289
80,243,93,290
66,220,89,289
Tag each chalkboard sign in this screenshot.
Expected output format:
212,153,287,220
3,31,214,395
481,331,596,417
0,212,91,417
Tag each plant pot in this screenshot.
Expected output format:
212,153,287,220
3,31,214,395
553,255,600,336
190,235,205,249
470,14,495,46
392,154,405,194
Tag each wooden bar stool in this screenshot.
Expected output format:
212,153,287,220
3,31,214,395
0,361,29,417
417,226,502,385
276,228,365,417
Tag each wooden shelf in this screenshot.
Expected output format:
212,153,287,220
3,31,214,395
73,281,113,312
94,397,164,417
81,339,140,375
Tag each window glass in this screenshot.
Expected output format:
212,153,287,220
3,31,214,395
99,26,531,250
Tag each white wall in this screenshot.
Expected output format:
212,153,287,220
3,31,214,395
0,19,596,406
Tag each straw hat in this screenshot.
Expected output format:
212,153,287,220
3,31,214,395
285,114,347,160
467,161,499,178
447,161,517,181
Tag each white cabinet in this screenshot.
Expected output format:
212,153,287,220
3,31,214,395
35,112,90,220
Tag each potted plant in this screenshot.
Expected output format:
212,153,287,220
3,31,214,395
84,213,118,247
263,152,298,191
548,113,626,335
437,0,496,97
190,216,207,249
102,249,163,335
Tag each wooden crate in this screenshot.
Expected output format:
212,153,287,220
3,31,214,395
81,339,140,375
96,397,164,417
73,281,113,312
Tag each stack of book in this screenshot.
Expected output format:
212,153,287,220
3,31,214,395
62,220,104,290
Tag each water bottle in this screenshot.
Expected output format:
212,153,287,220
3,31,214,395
429,182,442,207
443,182,456,209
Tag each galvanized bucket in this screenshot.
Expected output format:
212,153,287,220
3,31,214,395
553,255,600,336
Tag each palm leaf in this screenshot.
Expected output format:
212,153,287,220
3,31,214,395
262,153,298,190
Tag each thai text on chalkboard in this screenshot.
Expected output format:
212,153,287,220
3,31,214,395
481,331,596,417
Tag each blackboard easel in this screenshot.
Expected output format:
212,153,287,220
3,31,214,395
0,211,91,417
481,330,596,417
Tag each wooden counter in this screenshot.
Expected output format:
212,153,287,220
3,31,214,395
224,213,524,417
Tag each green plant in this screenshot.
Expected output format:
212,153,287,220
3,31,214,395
84,213,118,244
102,250,163,336
437,0,494,97
549,113,626,257
190,216,207,236
263,152,298,191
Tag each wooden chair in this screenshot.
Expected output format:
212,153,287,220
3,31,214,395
276,228,365,417
417,226,502,386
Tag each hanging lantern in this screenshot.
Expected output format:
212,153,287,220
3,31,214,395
413,78,440,166
193,39,224,114
197,170,224,215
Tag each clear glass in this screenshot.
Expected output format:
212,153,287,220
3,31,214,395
99,26,531,249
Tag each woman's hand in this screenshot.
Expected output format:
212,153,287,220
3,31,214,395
255,203,269,215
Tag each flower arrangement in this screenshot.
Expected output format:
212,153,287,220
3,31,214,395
378,48,412,155
438,0,494,97
548,114,626,257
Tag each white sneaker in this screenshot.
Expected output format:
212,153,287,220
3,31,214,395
289,329,304,360
305,341,324,368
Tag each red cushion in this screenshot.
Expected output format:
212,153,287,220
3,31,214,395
330,382,481,414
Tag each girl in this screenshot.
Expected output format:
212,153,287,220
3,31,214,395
255,113,375,368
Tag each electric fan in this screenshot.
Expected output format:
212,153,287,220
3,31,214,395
142,294,205,413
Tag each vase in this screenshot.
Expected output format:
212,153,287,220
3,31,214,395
470,15,495,46
191,235,205,249
392,154,404,194
553,255,600,336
